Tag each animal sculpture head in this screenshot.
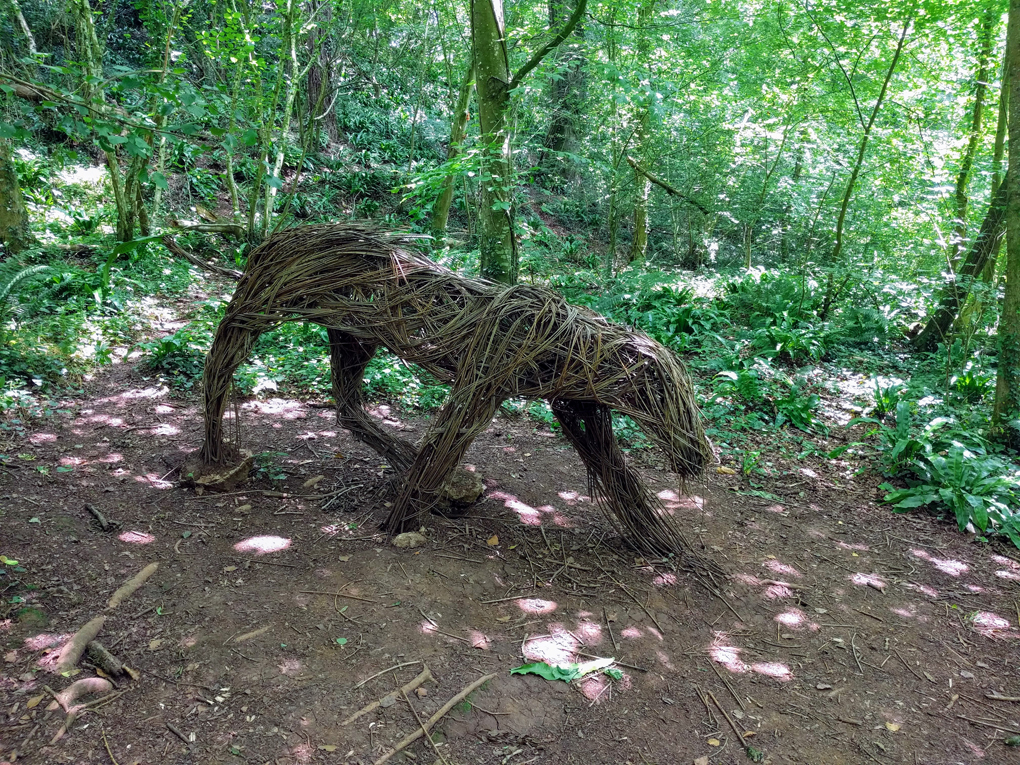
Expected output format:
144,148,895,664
601,333,713,479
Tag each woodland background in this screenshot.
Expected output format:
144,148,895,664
2,0,1020,549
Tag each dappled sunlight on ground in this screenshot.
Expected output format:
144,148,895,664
775,608,819,632
491,491,572,527
763,559,801,577
24,632,69,652
118,530,155,544
234,535,292,554
709,633,793,680
652,572,677,587
517,598,557,615
970,611,1018,639
522,633,576,665
836,541,870,552
469,630,491,649
849,573,886,590
278,659,302,676
135,472,175,489
903,581,939,598
29,433,57,444
889,603,926,622
732,572,798,600
910,548,969,577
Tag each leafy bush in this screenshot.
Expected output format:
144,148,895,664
848,401,1020,547
138,329,208,389
882,448,1020,547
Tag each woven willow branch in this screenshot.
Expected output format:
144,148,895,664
199,223,713,561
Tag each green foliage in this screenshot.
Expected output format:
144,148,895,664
138,329,207,390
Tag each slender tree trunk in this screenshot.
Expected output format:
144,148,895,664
952,8,996,261
71,0,137,242
432,62,475,240
913,181,1008,352
957,30,1011,333
819,19,911,319
628,0,657,265
0,139,35,255
471,0,517,283
471,0,585,282
262,0,303,239
539,0,585,185
9,0,36,56
994,0,1020,443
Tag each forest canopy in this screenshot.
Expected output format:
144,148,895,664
2,0,1020,548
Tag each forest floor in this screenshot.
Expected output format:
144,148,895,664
3,317,1020,765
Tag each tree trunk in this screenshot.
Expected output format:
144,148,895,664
994,0,1020,444
539,0,585,185
0,140,35,255
819,18,911,320
956,28,1011,333
951,8,996,261
472,0,518,283
431,62,475,241
9,0,36,56
628,0,657,265
913,181,1008,352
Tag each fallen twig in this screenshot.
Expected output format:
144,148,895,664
55,616,106,673
85,503,111,531
107,562,159,610
401,688,452,765
373,673,497,765
354,661,423,690
343,666,433,726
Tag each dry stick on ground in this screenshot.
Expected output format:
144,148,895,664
611,579,664,633
373,673,497,765
85,503,111,531
107,562,159,610
708,660,745,711
354,661,423,690
401,688,452,765
55,617,107,673
299,589,378,604
893,649,927,682
987,692,1020,702
576,650,647,673
102,727,121,765
343,666,433,726
707,690,752,752
604,606,619,651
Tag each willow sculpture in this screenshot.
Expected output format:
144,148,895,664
198,223,713,557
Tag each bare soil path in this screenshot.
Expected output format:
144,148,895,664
3,362,1020,765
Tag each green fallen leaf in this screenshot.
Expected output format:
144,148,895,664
604,667,624,681
28,517,40,524
510,657,615,683
1006,735,1020,747
335,637,348,645
0,556,18,565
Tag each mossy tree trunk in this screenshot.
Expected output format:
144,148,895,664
471,0,517,283
431,62,475,241
994,0,1020,444
0,140,35,256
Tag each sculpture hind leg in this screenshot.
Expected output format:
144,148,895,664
383,383,502,532
552,400,694,557
327,328,418,472
201,319,267,464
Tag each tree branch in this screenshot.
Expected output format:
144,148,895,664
626,156,711,214
162,236,243,281
510,0,587,90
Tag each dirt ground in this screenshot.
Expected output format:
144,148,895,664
3,361,1020,765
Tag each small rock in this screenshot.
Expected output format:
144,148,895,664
816,683,833,690
392,532,427,549
439,468,484,507
416,687,428,698
959,670,975,679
